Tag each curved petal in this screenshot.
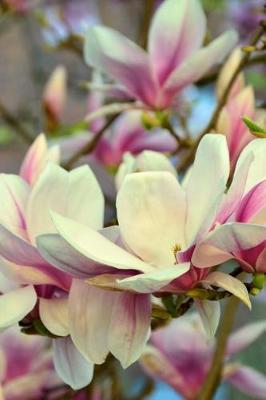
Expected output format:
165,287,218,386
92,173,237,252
193,223,266,270
39,298,69,337
0,286,37,328
165,30,238,94
224,364,266,399
201,271,251,309
140,346,187,396
26,163,68,243
53,336,94,390
148,0,206,85
49,212,154,273
0,174,29,233
117,263,190,293
185,134,230,245
20,133,60,186
69,280,151,368
84,26,156,105
67,165,104,230
232,180,266,223
117,172,186,266
0,224,47,267
195,299,220,338
37,233,119,278
226,320,266,357
235,138,266,193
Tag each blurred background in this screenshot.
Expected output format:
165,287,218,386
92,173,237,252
0,1,265,399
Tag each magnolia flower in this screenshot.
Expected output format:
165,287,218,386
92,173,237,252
37,134,255,372
0,326,58,400
216,49,266,169
84,0,238,109
115,150,176,190
141,313,266,400
43,66,67,131
193,139,266,274
0,136,102,388
60,111,176,167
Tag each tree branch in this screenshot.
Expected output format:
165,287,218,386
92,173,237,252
64,114,119,170
196,296,239,400
0,100,33,144
178,22,266,173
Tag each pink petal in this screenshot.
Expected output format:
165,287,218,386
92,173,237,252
232,180,266,223
224,365,266,399
20,134,60,186
84,26,157,105
0,174,29,233
140,346,187,397
193,223,266,271
217,86,254,168
226,320,266,357
164,30,238,96
148,0,206,85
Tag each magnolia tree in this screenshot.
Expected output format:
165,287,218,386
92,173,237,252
0,0,266,399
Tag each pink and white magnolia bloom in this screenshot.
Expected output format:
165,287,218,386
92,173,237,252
140,313,266,400
0,326,58,400
193,138,266,274
37,134,255,371
115,150,176,190
0,135,103,388
43,66,67,129
60,110,176,167
215,49,266,169
84,0,238,109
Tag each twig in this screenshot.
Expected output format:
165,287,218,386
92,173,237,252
138,0,155,49
196,296,239,400
178,23,266,173
0,100,33,144
64,114,119,169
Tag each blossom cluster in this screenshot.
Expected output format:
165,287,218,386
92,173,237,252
0,0,265,399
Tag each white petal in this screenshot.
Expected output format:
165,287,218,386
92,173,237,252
39,297,69,337
117,172,186,266
53,336,94,390
0,286,37,328
185,134,230,244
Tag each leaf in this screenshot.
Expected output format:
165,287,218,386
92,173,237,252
242,116,266,138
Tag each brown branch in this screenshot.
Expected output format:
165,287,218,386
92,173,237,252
0,100,33,144
138,0,155,49
64,114,120,170
196,296,239,400
178,23,266,173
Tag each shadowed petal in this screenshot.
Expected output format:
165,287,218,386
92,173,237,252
53,336,94,390
0,286,37,328
69,280,151,368
40,297,69,337
117,263,190,293
201,271,251,309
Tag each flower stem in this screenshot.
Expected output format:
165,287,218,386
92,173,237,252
178,22,266,173
196,296,239,400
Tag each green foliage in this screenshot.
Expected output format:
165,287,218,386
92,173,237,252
242,116,266,138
